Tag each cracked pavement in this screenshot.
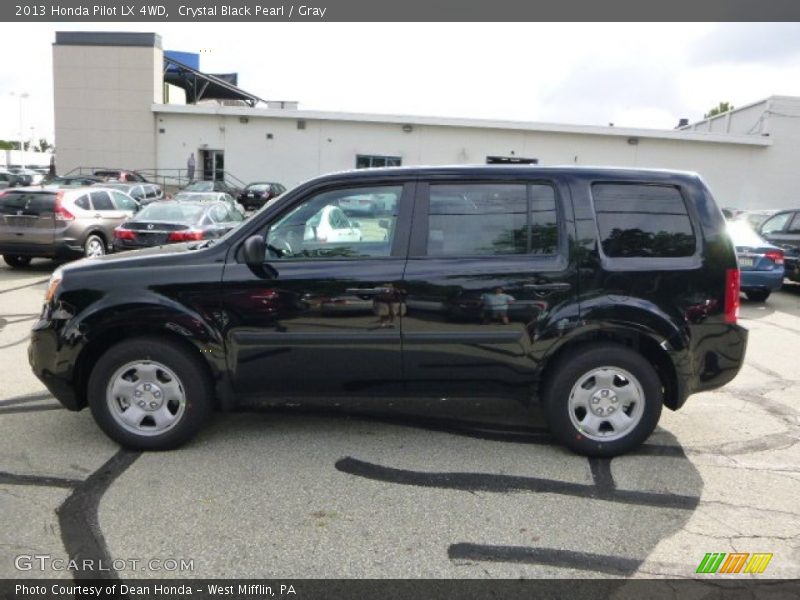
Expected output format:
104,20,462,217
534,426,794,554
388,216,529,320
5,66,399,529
0,259,798,582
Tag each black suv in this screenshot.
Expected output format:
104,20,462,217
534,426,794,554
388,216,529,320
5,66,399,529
29,166,747,456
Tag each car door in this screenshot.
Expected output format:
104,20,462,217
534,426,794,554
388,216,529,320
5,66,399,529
89,190,129,237
220,181,413,398
400,178,577,398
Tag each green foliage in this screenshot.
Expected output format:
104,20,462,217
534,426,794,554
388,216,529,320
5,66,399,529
704,101,734,119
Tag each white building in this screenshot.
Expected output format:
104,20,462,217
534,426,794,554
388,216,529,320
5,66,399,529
54,31,799,209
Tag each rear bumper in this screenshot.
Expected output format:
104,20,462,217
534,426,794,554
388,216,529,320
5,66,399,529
741,268,784,291
0,241,81,259
689,323,748,398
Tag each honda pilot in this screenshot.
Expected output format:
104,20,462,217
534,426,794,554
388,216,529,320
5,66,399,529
28,166,747,456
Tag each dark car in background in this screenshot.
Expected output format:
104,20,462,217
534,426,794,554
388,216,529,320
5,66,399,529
727,220,784,301
759,210,800,282
29,166,747,458
0,170,27,188
93,182,164,206
238,182,286,210
182,180,240,197
0,186,139,265
113,200,244,251
45,175,105,187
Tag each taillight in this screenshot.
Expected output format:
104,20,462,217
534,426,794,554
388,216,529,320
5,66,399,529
724,268,740,324
54,192,74,221
168,230,204,241
114,228,136,240
764,250,784,265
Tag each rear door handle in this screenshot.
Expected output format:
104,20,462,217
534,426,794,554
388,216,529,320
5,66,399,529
523,282,572,293
345,287,389,296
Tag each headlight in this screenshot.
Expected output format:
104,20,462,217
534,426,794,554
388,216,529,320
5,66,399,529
44,270,63,304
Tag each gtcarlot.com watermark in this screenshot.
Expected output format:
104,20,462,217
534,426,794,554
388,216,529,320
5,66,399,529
15,554,194,573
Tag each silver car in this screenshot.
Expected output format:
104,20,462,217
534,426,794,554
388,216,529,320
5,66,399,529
0,186,139,267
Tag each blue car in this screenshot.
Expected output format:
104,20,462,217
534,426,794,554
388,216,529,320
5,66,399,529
728,221,785,302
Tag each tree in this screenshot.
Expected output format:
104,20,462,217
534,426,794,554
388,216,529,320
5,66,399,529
704,101,734,119
34,138,54,153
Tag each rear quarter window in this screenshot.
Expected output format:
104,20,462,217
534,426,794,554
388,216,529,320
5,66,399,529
592,183,696,258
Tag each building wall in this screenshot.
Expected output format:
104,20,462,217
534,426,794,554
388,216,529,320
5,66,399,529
53,42,161,174
155,110,775,208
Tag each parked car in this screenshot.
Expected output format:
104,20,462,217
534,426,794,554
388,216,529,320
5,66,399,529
93,169,148,183
302,205,363,244
173,191,245,216
29,166,747,457
113,200,244,251
182,179,240,197
238,182,286,210
93,182,164,206
9,167,45,185
759,210,800,282
337,190,397,217
0,170,27,188
0,186,139,266
727,220,784,301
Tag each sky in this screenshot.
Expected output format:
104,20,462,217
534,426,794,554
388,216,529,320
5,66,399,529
2,22,800,144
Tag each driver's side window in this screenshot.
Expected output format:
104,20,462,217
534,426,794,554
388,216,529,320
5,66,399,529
264,185,401,260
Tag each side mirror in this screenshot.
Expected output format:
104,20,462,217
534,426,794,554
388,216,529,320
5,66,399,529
243,235,265,267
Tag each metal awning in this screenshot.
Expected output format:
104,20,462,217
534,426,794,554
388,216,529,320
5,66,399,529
163,55,265,107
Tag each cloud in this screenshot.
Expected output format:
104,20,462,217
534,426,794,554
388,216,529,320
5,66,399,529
691,23,800,66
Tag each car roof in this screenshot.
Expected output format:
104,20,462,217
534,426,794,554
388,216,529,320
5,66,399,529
310,164,703,184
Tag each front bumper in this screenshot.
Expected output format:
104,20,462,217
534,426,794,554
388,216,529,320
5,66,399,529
28,323,83,411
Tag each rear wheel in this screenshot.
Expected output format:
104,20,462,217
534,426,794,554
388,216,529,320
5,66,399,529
3,255,32,268
84,234,106,258
745,289,770,302
88,337,213,450
543,343,663,457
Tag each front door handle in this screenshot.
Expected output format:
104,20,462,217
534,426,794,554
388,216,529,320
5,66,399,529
524,282,572,293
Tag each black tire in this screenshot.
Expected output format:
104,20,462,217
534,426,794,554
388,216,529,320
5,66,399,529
542,343,663,457
745,289,770,302
84,233,106,258
87,337,213,450
3,255,32,268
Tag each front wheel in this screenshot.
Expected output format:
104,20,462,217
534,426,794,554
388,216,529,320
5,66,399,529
542,343,663,457
88,337,213,450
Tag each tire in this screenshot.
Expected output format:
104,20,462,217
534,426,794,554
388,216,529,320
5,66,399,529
745,289,770,302
87,337,213,450
84,234,106,258
542,343,663,457
3,255,32,268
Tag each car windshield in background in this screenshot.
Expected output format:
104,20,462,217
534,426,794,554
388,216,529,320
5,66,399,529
246,184,271,192
183,182,214,192
728,220,769,246
136,202,205,223
175,192,218,202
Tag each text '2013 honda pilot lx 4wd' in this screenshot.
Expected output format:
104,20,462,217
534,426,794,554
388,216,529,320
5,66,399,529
29,166,747,456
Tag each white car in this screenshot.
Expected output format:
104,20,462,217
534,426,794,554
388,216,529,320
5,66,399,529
304,205,362,243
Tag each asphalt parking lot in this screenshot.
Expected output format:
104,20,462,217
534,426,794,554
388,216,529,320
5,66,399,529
1,259,799,581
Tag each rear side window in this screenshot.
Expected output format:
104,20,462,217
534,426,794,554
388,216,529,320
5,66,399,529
761,212,791,235
427,183,558,256
0,192,56,215
592,184,696,258
75,195,90,210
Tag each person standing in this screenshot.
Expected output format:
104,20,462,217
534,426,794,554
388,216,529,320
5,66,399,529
187,152,196,181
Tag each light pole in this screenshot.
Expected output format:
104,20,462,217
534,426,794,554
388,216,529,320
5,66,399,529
9,91,29,167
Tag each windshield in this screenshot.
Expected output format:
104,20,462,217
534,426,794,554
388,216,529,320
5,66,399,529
727,220,769,247
175,192,218,202
136,202,205,223
183,181,214,192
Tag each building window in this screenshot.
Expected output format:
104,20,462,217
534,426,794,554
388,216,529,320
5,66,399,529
356,155,402,169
